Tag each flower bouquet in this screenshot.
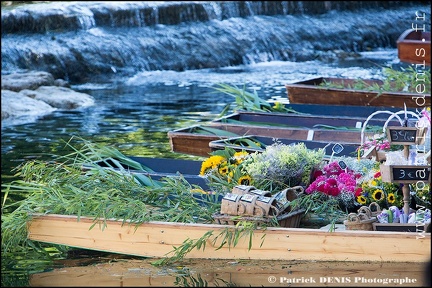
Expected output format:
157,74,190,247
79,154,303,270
357,133,403,161
199,147,251,193
356,169,403,209
200,142,325,194
305,157,379,212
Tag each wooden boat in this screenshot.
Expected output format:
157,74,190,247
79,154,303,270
27,214,430,263
397,29,431,65
168,111,402,157
285,77,431,108
207,111,394,144
84,156,210,190
28,257,430,287
209,135,360,157
167,125,239,157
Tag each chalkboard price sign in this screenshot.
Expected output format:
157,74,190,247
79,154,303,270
386,126,420,145
380,164,431,183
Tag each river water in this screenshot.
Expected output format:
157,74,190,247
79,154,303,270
1,1,431,287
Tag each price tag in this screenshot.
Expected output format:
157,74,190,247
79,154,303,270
381,164,431,183
338,160,347,170
392,166,430,182
386,126,424,145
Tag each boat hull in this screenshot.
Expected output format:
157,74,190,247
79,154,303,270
285,77,431,107
167,125,238,157
27,214,431,263
397,29,431,66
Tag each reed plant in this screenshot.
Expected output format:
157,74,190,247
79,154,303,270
1,136,222,256
319,66,431,94
211,83,301,117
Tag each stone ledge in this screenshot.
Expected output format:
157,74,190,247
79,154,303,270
1,71,95,122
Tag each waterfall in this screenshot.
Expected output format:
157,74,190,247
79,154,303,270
1,1,430,83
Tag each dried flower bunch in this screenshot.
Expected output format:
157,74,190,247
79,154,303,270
242,142,325,191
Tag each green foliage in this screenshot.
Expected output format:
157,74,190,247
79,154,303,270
319,66,431,94
290,192,346,225
211,83,302,117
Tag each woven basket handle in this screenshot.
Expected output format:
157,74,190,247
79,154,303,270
357,206,372,218
347,213,361,223
369,202,381,214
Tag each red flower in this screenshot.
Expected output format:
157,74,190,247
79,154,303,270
355,187,363,197
374,171,381,178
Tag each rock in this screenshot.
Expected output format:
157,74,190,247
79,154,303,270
1,90,56,120
1,71,55,92
53,78,70,88
33,86,95,109
1,71,95,122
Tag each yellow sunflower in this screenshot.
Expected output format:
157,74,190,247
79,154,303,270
387,192,396,204
372,189,384,201
233,151,249,164
199,155,226,175
238,175,252,186
218,165,229,175
356,195,368,205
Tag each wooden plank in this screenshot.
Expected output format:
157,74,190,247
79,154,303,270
29,258,429,287
285,77,431,108
27,214,431,263
288,103,414,118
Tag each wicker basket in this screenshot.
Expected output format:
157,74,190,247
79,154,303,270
212,208,306,228
344,212,377,231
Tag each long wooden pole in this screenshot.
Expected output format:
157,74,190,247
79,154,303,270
402,145,410,222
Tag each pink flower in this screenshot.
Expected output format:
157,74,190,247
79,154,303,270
307,161,361,198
